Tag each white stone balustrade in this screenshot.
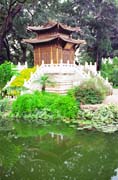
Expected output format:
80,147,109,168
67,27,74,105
15,62,28,71
23,60,98,93
4,59,112,94
102,57,113,64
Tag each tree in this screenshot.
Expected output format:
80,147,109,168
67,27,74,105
0,0,62,64
59,0,118,70
0,0,118,69
0,0,27,64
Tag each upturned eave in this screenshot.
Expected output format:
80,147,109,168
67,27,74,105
23,34,86,45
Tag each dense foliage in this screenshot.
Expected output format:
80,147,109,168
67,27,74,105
112,69,118,86
1,91,118,133
68,76,111,104
0,61,13,90
101,57,118,87
62,0,118,70
11,92,78,123
0,0,118,68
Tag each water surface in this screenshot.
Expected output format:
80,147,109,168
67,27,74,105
0,123,118,180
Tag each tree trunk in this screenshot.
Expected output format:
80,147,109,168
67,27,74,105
0,3,23,63
96,49,102,71
42,84,46,92
4,38,11,60
0,37,5,64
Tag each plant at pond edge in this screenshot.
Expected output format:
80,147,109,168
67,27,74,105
0,98,11,112
11,91,78,122
68,76,111,104
93,105,118,126
75,105,118,131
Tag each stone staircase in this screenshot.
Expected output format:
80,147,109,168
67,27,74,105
23,62,97,94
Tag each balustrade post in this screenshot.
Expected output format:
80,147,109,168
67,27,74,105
98,71,101,76
25,61,28,68
30,72,33,78
51,59,53,64
105,77,109,82
42,60,44,66
85,61,88,68
17,62,21,70
36,65,39,70
60,59,63,64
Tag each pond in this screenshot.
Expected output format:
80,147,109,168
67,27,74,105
0,122,118,180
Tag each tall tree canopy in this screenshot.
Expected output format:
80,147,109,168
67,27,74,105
0,0,118,69
59,0,118,69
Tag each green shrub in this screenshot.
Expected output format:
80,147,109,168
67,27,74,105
12,93,40,117
11,91,78,122
0,98,10,112
0,61,13,90
111,68,118,87
101,60,113,80
101,56,118,87
68,77,110,104
70,86,103,104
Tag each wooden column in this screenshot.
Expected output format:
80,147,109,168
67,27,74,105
38,48,41,65
61,48,63,62
34,47,36,65
51,46,53,63
56,47,59,64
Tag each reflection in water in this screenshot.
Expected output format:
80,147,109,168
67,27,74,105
0,124,118,180
0,134,21,179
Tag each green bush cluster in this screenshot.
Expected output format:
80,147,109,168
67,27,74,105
101,56,118,87
0,61,13,90
11,92,78,123
68,76,110,104
111,69,118,87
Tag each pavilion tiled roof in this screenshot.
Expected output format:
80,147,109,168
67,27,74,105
23,34,85,45
27,21,81,33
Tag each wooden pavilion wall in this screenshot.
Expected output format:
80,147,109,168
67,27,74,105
34,44,75,66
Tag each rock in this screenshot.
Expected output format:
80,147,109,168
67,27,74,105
80,104,103,111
